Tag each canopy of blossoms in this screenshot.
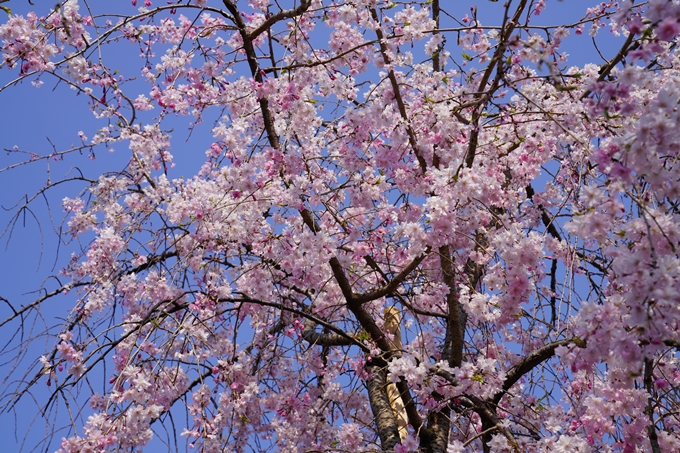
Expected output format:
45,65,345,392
2,1,680,452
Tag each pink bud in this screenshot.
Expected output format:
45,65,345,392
655,379,669,389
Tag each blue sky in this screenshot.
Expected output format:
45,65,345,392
0,1,628,451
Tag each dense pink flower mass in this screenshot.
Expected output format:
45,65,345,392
3,0,680,452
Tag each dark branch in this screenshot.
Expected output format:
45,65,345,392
493,338,574,405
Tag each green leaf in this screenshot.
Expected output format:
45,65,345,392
0,6,11,15
462,53,472,61
355,330,370,341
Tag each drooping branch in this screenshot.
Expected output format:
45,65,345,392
580,31,638,100
369,7,428,173
248,0,311,40
222,0,282,150
0,281,89,329
464,0,528,169
467,395,521,453
493,338,575,405
363,255,446,318
301,318,354,347
526,183,609,275
525,184,562,242
354,250,431,304
227,296,371,353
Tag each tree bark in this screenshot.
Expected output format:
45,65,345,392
366,365,401,450
384,307,408,441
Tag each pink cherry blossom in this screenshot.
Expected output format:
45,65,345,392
656,17,680,42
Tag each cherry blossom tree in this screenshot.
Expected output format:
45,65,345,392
2,0,680,452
